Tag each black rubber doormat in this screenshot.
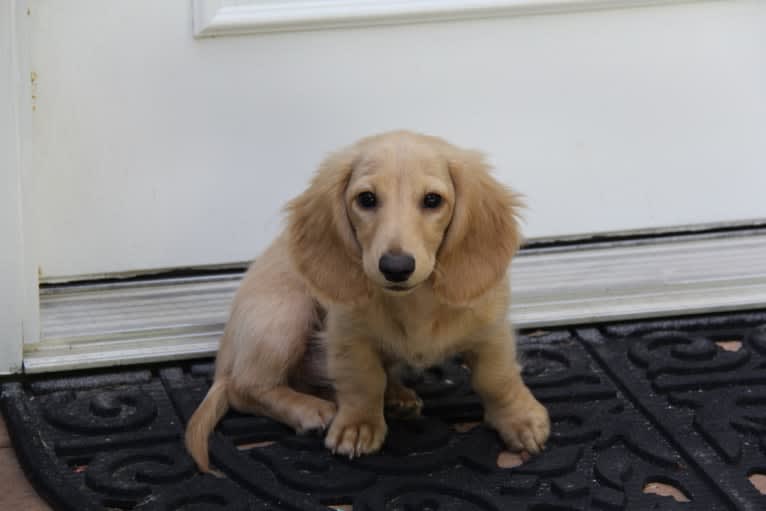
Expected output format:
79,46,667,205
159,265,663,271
3,311,766,511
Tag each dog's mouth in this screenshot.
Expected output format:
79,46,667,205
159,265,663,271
384,284,416,293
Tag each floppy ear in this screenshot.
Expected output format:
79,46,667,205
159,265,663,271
286,148,369,305
434,149,523,305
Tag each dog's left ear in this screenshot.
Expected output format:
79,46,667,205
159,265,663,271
434,148,523,305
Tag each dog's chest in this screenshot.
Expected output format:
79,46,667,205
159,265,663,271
368,300,474,369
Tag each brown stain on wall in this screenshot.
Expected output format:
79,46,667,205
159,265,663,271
30,71,38,112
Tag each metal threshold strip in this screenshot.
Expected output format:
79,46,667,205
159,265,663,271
25,232,766,373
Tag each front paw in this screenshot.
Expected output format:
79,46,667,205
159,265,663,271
487,394,550,454
325,410,387,458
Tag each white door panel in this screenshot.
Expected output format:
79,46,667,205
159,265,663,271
24,0,766,279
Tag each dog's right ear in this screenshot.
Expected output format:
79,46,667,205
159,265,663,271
286,148,369,305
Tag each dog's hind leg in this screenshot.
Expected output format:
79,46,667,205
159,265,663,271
228,383,336,433
384,363,423,419
223,303,337,433
220,241,337,433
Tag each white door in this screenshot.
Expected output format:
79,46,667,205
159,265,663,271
3,0,766,373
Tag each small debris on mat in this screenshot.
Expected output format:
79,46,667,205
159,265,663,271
496,450,529,469
715,339,743,352
749,473,766,495
452,421,480,433
236,441,275,451
643,481,691,502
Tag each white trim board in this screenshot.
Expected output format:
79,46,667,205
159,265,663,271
192,0,703,38
0,0,36,375
0,0,24,375
25,233,766,373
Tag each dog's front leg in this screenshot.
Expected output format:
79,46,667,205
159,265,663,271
465,325,550,454
324,330,387,458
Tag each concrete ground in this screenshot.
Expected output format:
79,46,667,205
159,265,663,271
0,416,51,510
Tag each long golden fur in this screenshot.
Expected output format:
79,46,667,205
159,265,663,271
185,131,550,471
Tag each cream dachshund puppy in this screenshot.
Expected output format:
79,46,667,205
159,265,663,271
186,131,550,471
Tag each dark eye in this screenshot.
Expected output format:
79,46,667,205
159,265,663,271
357,191,377,209
423,193,443,209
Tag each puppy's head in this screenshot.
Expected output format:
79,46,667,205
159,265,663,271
287,131,522,305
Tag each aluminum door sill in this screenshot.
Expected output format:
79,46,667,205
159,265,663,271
24,233,766,373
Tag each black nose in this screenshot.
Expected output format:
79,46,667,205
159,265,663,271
379,253,416,283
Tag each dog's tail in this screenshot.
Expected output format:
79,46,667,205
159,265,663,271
185,379,229,472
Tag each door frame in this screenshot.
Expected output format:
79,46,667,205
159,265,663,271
1,0,39,375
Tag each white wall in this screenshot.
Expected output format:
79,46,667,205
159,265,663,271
21,0,766,280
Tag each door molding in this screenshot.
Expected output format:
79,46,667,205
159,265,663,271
193,0,701,38
26,231,766,373
1,0,38,375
